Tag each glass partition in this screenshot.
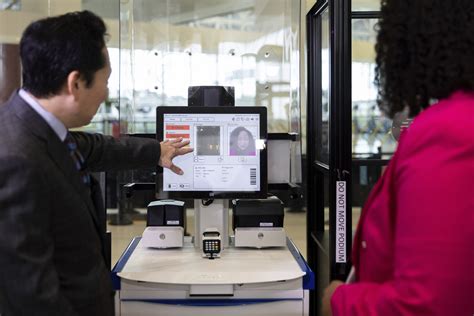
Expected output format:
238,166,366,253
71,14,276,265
0,0,303,214
351,15,394,230
317,8,330,164
0,1,21,11
352,0,380,11
0,0,120,136
0,1,49,104
351,18,396,160
119,0,301,135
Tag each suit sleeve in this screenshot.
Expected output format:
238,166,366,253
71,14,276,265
330,130,474,315
71,132,161,172
0,156,77,316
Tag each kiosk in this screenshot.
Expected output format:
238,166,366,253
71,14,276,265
112,106,313,315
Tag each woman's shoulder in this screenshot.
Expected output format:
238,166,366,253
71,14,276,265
415,90,472,122
400,90,473,153
390,90,474,206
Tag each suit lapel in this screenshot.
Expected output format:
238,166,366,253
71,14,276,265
10,92,102,234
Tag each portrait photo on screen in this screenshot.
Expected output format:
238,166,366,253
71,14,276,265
229,126,256,156
196,126,221,156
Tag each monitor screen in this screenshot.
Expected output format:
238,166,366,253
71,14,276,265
156,106,267,199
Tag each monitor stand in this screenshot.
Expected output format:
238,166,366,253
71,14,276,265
194,199,229,250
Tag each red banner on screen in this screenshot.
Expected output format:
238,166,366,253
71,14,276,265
166,125,190,130
166,133,190,139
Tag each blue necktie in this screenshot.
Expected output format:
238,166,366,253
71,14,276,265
65,133,91,185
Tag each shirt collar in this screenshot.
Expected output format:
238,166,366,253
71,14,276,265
19,88,68,142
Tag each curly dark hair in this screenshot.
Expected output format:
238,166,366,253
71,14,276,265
375,0,474,118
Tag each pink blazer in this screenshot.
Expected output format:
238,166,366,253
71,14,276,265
331,91,474,315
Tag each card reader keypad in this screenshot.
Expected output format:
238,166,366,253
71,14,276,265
203,240,220,254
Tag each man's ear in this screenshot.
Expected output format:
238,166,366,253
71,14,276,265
66,71,82,99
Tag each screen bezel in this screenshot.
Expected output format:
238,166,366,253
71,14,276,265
156,106,268,199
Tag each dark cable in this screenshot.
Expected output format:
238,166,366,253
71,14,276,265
201,199,214,206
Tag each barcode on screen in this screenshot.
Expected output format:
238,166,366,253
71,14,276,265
250,168,256,185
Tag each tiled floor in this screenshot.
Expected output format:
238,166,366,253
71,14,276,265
108,209,308,266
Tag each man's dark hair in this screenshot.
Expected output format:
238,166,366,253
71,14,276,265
20,10,107,98
375,0,474,118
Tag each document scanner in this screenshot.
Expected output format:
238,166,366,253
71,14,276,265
232,196,286,248
141,200,185,248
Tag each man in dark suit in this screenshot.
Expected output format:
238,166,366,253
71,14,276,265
0,11,192,315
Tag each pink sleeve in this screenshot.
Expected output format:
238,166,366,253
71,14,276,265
331,118,474,316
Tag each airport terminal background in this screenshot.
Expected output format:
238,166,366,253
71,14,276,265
1,1,390,315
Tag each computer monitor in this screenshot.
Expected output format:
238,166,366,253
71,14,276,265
156,106,267,199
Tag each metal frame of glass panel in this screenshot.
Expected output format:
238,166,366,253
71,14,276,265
306,3,390,316
306,0,351,314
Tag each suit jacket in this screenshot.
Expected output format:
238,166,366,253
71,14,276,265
0,92,161,315
331,91,474,315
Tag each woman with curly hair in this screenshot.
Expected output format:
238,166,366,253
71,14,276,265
322,0,474,315
229,126,256,156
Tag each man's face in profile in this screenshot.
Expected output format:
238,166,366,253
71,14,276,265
74,47,112,126
237,130,250,150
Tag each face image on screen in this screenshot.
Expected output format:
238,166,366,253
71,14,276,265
229,126,256,156
157,107,267,198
